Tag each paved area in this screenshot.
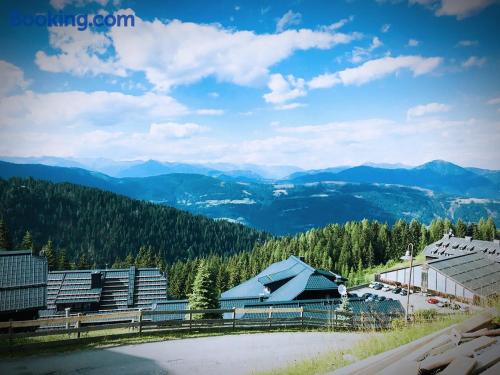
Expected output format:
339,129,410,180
0,332,366,375
352,283,474,314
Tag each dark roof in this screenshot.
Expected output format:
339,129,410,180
0,250,47,312
429,253,500,298
423,234,500,263
221,255,343,301
46,267,167,313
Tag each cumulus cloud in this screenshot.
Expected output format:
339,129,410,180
276,10,302,32
407,102,451,119
0,60,30,96
0,91,187,130
409,0,497,19
308,55,442,89
149,122,207,138
35,26,126,77
36,10,360,91
263,74,306,105
462,56,487,68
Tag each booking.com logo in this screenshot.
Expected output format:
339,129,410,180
9,11,135,31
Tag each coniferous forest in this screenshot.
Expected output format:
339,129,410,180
0,177,497,299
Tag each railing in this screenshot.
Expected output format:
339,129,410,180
0,307,404,351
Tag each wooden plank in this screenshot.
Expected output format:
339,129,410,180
479,360,500,375
471,342,500,374
420,336,497,371
440,356,476,375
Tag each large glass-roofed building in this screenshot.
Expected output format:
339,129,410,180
0,250,47,321
43,266,167,315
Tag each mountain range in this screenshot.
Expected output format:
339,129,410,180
0,159,498,235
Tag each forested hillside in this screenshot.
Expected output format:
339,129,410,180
0,178,269,266
167,217,497,299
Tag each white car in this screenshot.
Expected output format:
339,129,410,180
382,286,391,292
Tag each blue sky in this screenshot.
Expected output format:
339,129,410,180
0,0,499,169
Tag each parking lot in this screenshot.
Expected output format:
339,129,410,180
351,283,474,314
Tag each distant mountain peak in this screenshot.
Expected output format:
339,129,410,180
414,160,467,175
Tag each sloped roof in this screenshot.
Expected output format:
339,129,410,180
0,250,47,312
429,252,500,298
423,234,500,263
221,256,341,301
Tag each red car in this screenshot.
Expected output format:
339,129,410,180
427,298,439,304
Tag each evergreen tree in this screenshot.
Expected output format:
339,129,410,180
76,253,92,269
188,261,220,319
58,248,71,270
20,230,34,252
0,218,12,250
40,240,57,270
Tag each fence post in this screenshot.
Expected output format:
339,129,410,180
232,307,236,331
138,309,143,334
76,313,81,339
8,319,13,349
65,307,71,336
268,307,273,328
189,311,193,332
300,307,304,327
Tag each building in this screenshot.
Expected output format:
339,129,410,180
0,250,47,321
423,232,500,263
152,255,404,320
43,266,167,315
221,255,347,303
377,234,500,304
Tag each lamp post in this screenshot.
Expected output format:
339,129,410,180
400,243,414,322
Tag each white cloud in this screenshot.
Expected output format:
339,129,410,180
50,0,114,10
275,103,307,110
308,55,442,89
456,40,479,47
381,24,391,33
462,56,487,68
263,74,307,104
196,109,225,116
407,38,420,47
0,91,187,130
36,10,360,91
0,60,30,96
407,102,451,119
409,0,497,19
325,16,354,31
149,122,207,138
276,10,302,32
350,36,383,63
35,26,126,77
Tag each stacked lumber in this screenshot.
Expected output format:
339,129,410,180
331,308,500,375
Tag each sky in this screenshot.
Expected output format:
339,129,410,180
0,0,499,169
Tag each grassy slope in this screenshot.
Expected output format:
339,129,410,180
258,314,466,375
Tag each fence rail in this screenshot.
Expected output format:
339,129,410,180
0,307,408,350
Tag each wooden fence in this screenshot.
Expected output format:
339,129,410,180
0,307,404,350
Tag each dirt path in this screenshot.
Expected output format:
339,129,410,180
0,331,366,375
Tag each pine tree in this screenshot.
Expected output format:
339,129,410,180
40,240,57,270
0,218,12,250
188,261,220,319
20,230,34,252
58,248,71,270
76,253,91,269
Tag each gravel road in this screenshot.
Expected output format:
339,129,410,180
0,332,366,375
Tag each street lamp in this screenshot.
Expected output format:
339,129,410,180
400,243,414,322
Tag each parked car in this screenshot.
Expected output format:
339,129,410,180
392,287,402,294
373,283,383,290
362,293,373,299
427,298,439,304
382,286,391,292
377,296,386,301
400,290,408,296
369,282,377,288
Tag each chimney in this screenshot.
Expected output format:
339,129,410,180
465,236,472,242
